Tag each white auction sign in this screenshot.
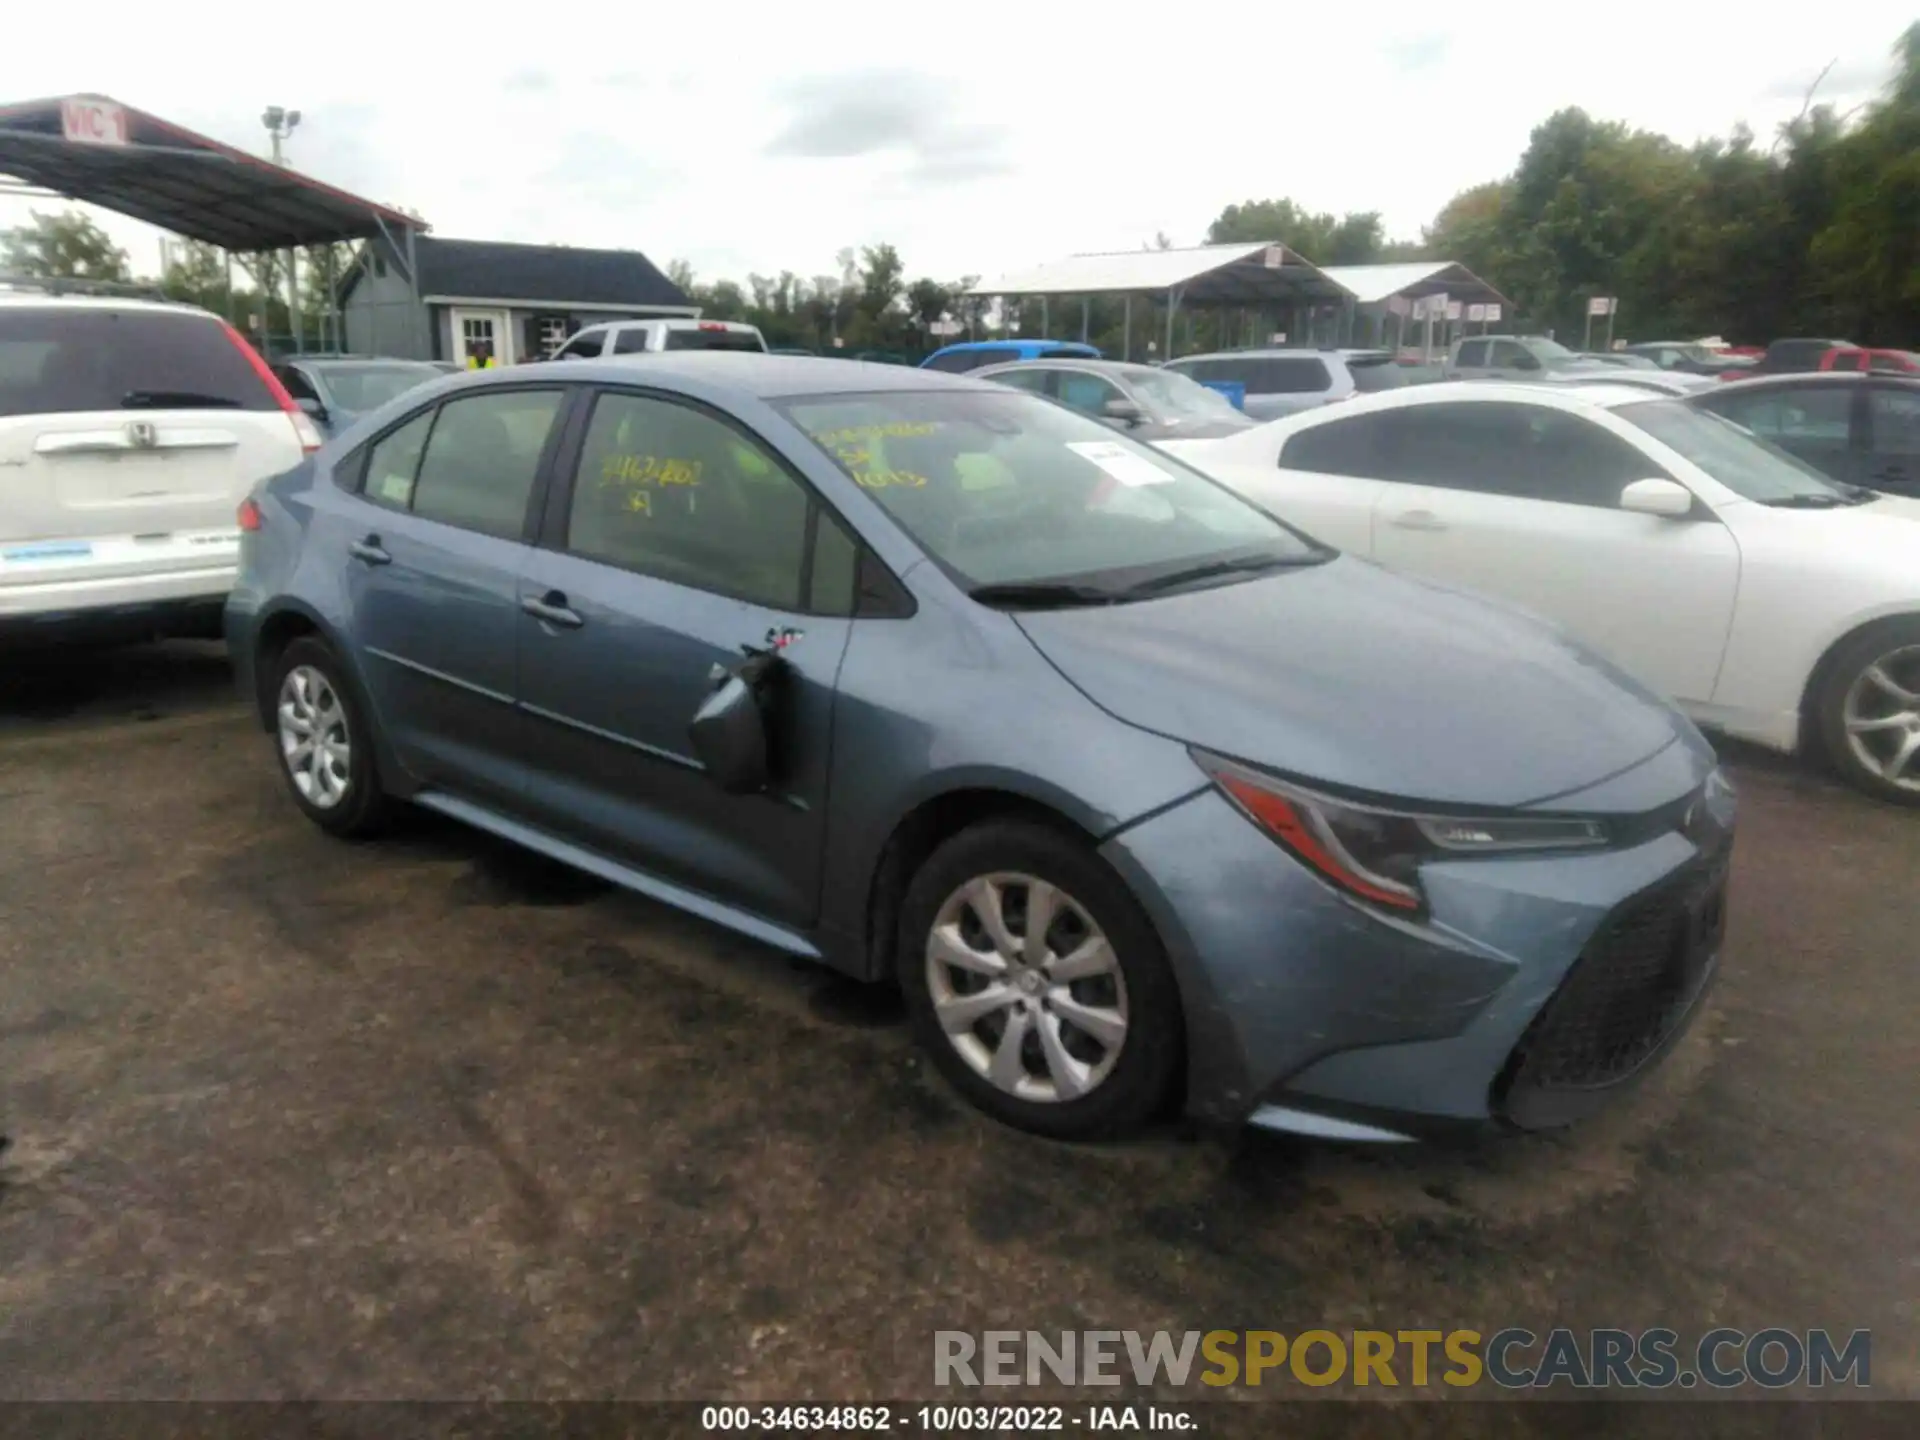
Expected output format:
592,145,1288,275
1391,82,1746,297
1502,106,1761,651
61,97,130,147
1467,304,1486,322
1485,303,1503,323
1588,296,1616,317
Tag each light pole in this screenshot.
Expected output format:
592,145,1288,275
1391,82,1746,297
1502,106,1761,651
261,105,301,164
261,106,304,353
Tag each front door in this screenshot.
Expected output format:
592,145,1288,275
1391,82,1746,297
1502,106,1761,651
451,308,512,369
514,386,856,932
1366,401,1741,707
337,385,567,806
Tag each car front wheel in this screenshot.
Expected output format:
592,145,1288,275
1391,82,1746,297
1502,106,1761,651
898,819,1182,1139
269,637,391,836
1816,619,1920,806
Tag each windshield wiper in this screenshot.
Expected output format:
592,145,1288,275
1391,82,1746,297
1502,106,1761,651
121,390,242,409
1118,549,1329,599
967,581,1119,610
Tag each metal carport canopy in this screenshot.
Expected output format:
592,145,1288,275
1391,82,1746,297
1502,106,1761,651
968,242,1354,305
1315,260,1509,308
0,93,426,251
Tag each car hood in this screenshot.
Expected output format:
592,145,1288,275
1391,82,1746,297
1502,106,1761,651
1013,556,1694,810
1150,417,1255,441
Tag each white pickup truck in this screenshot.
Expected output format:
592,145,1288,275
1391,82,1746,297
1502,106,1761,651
551,318,768,360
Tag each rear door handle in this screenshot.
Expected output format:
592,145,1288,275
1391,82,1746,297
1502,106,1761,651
1389,509,1448,532
349,535,391,565
521,591,584,629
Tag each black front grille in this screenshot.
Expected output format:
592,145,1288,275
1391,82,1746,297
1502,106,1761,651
1496,850,1729,1128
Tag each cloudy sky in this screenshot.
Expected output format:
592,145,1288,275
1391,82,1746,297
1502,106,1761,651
1,3,1910,289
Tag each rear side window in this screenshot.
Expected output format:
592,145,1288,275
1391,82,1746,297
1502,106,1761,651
1454,339,1490,367
410,389,565,538
1246,357,1332,395
1347,357,1407,393
556,332,604,359
0,306,277,417
1826,350,1864,372
1280,416,1386,476
663,327,767,353
612,328,653,355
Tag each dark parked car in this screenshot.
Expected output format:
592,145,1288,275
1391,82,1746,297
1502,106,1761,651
1734,338,1861,379
1623,342,1755,377
272,357,448,437
226,355,1732,1143
974,357,1254,440
1691,372,1920,496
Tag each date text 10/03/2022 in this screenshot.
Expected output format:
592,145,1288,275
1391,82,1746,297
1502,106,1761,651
702,1405,1196,1431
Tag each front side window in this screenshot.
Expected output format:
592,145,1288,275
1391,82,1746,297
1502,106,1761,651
1055,370,1124,415
1489,339,1533,368
557,332,604,360
781,388,1320,592
566,391,813,609
612,328,654,355
984,368,1053,396
1454,339,1490,368
1384,402,1653,507
410,389,564,537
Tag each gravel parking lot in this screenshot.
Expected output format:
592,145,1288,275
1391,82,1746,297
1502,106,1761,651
0,643,1914,1412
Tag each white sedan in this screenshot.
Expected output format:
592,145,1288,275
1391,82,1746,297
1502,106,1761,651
1161,380,1920,805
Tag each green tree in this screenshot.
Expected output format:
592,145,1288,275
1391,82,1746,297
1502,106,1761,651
1205,199,1389,264
0,209,131,282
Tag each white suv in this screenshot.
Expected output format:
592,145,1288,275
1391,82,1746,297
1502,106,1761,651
0,294,319,645
552,317,768,359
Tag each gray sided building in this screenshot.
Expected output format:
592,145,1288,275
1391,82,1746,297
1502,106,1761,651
340,236,696,366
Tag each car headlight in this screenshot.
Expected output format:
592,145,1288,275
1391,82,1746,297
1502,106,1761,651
1192,750,1609,913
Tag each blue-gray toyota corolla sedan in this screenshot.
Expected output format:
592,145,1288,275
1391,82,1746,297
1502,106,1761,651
226,355,1735,1143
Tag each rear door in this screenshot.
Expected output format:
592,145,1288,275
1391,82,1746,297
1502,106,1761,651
335,384,570,806
0,304,302,588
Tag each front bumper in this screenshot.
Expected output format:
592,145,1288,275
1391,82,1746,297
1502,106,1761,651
1098,756,1733,1139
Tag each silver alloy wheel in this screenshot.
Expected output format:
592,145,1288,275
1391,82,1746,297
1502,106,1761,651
277,665,352,810
925,872,1128,1104
1841,643,1920,793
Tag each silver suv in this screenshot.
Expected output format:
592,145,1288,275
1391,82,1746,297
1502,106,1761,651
1446,334,1613,381
1160,348,1404,421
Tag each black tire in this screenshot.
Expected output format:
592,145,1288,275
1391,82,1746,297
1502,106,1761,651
1812,617,1920,808
897,819,1183,1140
267,636,392,837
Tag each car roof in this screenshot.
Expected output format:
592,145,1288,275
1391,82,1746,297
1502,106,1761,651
488,351,997,399
1168,347,1390,362
0,292,217,319
927,340,1096,355
1711,371,1915,392
1256,379,1665,428
973,358,1160,379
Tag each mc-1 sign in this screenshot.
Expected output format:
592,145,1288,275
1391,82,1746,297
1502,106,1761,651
61,98,130,147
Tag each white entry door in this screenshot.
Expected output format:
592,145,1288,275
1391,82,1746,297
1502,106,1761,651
451,308,512,368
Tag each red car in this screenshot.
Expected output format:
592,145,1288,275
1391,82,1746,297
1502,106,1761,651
1822,346,1920,375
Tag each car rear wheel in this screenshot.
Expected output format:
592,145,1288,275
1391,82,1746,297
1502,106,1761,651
898,819,1182,1139
270,637,390,836
1815,619,1920,807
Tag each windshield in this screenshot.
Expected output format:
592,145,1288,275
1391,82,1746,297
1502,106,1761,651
1529,338,1577,362
1120,368,1243,421
780,388,1322,592
319,363,442,414
1620,399,1848,503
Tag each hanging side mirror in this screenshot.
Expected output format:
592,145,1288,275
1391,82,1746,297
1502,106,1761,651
688,649,786,794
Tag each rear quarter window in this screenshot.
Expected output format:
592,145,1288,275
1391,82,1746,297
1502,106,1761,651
0,306,276,417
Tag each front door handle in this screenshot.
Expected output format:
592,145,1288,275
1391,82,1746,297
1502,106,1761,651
349,535,391,565
1389,509,1448,532
521,591,584,629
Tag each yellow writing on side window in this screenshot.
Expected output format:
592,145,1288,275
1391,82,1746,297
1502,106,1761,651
600,454,704,487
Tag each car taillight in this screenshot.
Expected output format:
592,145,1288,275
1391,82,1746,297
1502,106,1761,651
237,497,263,532
218,320,322,454
698,321,729,331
